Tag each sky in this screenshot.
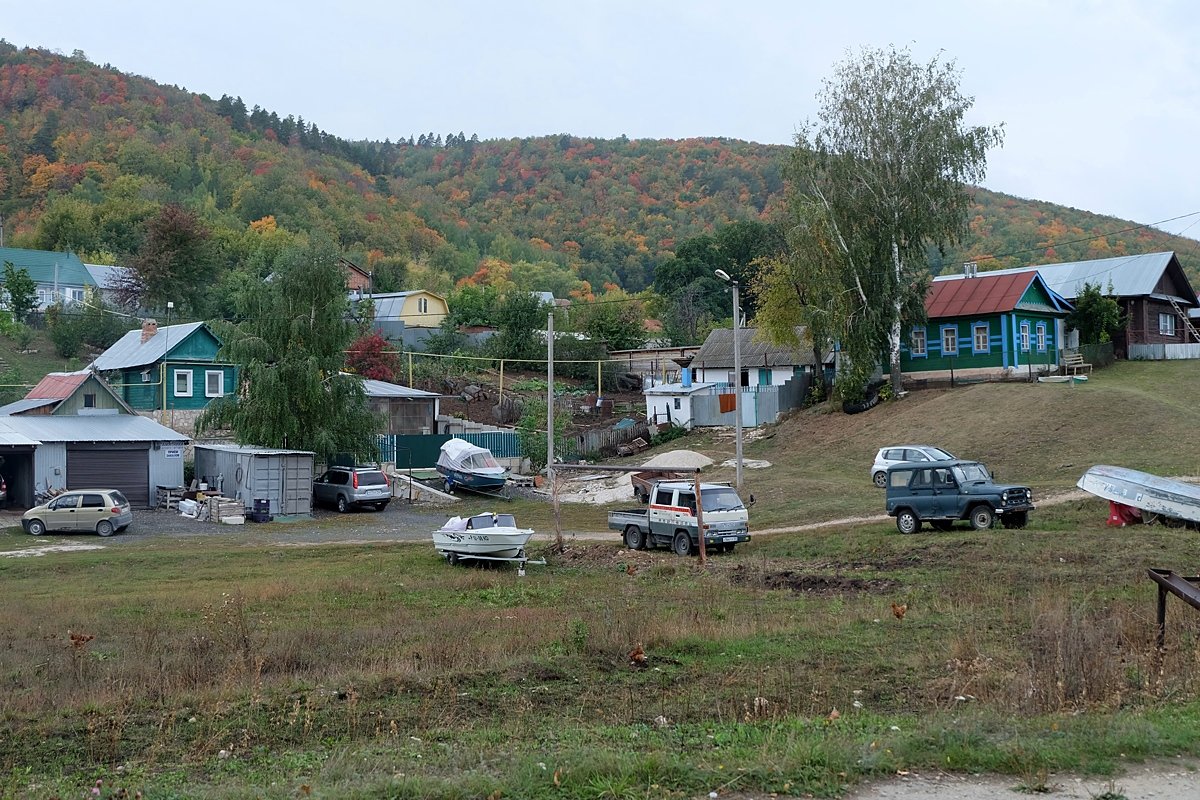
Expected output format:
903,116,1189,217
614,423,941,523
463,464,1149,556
3,0,1200,240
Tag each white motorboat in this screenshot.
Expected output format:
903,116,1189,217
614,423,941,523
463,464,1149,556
1077,465,1200,526
432,512,535,562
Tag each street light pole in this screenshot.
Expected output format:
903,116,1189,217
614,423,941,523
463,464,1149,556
714,270,743,491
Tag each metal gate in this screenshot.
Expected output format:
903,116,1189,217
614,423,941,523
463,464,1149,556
67,446,150,507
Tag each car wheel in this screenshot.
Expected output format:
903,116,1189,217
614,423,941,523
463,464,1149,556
895,510,920,534
96,520,115,537
970,505,995,530
931,520,954,532
1002,511,1028,529
624,525,646,551
26,519,46,536
336,495,349,513
444,479,454,494
873,471,887,488
672,531,693,557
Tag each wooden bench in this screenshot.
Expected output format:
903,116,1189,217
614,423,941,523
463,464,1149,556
1062,351,1093,375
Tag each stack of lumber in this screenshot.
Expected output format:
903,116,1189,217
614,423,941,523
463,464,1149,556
204,495,245,524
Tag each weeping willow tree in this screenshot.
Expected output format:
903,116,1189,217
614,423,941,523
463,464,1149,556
782,46,1004,395
197,237,380,460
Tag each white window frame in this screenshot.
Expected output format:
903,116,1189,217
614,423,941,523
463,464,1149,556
173,369,193,397
941,325,958,355
418,297,429,314
205,370,224,398
1020,321,1031,352
910,328,927,357
1036,322,1047,352
972,323,990,354
1159,313,1176,336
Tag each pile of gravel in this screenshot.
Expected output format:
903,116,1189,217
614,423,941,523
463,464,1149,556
641,449,714,470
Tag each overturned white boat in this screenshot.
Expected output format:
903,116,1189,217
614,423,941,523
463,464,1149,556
432,512,535,563
1077,465,1200,526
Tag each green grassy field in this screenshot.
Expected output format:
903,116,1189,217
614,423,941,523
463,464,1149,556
3,361,1200,799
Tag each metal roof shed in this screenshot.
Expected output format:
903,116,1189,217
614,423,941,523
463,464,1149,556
194,444,315,516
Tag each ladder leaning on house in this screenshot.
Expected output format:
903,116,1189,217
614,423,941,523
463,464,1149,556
1167,297,1200,342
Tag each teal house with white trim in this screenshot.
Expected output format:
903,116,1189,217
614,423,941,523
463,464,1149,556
91,319,237,434
901,271,1073,378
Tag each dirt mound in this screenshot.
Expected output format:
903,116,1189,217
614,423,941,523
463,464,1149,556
731,566,899,595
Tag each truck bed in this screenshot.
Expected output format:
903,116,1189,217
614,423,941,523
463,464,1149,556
607,509,649,530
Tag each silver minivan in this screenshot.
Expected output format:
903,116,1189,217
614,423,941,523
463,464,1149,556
23,489,133,537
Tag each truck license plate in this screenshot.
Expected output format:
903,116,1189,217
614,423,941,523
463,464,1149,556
722,536,738,543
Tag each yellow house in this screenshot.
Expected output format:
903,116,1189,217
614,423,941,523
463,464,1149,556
357,291,448,347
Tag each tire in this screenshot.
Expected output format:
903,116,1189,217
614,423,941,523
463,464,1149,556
375,502,389,512
895,510,920,535
1003,511,1028,530
336,495,349,513
672,531,693,557
969,505,995,531
931,520,954,532
873,471,888,489
444,479,454,494
447,551,460,566
96,520,115,537
624,525,646,551
26,519,46,536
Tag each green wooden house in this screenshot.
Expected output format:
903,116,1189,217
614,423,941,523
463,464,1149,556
901,271,1073,376
91,320,236,412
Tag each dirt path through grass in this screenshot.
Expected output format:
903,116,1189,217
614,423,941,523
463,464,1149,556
841,758,1200,798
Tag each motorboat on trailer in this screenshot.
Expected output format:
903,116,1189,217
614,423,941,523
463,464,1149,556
432,512,535,564
436,438,509,495
1077,465,1200,527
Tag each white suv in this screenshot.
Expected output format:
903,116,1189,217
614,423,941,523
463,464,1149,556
871,445,954,488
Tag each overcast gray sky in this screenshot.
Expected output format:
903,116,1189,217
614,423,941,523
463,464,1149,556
3,0,1199,240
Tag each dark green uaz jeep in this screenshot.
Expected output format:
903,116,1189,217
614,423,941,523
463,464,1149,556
884,459,1034,534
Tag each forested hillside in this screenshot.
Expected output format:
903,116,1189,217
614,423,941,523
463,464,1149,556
1,41,1197,314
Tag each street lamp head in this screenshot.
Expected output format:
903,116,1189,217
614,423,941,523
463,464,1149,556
714,269,733,284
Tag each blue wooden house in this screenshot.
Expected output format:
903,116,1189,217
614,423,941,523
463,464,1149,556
901,271,1073,377
91,320,237,414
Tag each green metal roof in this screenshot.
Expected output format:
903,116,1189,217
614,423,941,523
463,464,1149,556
0,246,96,287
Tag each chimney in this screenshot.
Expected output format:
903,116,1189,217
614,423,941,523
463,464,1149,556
963,261,978,278
141,319,158,343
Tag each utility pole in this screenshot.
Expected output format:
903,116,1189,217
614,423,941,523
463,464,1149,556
547,312,562,551
715,270,744,491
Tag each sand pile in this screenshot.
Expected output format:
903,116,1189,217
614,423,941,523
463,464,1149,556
641,449,714,469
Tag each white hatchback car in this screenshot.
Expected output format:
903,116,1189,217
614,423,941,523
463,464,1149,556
871,445,955,488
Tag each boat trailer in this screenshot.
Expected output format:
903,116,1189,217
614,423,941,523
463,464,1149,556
439,548,546,575
1147,568,1200,649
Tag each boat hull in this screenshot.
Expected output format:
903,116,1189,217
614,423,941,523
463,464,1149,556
432,526,534,559
436,466,508,492
1077,465,1200,524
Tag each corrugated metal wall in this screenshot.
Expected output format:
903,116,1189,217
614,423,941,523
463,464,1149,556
33,442,67,494
195,447,314,516
149,443,186,495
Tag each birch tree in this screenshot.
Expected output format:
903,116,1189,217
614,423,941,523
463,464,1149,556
787,46,1003,393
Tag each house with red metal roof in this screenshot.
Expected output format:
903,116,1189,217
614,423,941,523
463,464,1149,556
900,270,1073,378
0,370,135,417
